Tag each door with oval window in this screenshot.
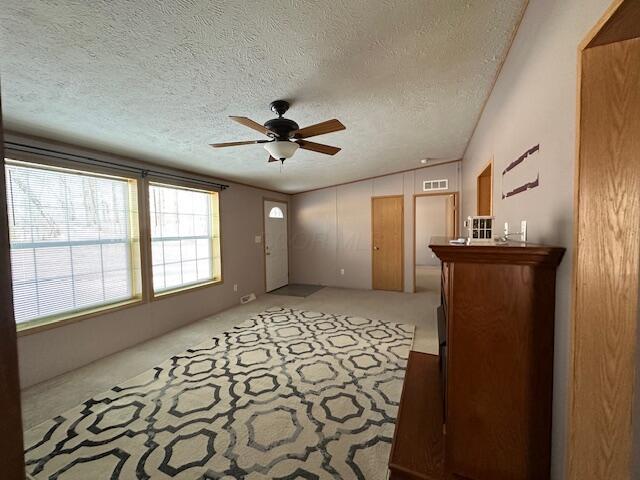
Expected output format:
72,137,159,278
264,200,288,292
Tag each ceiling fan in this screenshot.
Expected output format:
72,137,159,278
210,100,345,163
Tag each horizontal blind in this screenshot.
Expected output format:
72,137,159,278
149,183,220,293
5,160,141,325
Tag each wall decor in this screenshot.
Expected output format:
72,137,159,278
501,144,540,199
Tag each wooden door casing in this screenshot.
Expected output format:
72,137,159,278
569,34,640,480
372,195,404,291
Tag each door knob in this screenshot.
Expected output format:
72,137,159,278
373,246,380,250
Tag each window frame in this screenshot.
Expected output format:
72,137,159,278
5,156,148,337
4,152,226,336
145,178,223,300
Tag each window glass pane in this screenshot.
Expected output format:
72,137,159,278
196,259,211,280
193,214,209,236
182,260,198,284
269,206,284,218
181,239,197,261
149,183,220,293
5,160,141,326
163,240,181,263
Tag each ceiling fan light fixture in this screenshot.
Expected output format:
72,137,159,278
264,140,299,160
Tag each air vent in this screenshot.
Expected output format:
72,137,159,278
423,179,449,192
240,293,256,304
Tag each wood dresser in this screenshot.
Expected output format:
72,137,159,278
389,237,565,480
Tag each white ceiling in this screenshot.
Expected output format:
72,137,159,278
1,0,526,193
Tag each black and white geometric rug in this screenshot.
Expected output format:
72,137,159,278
24,307,414,479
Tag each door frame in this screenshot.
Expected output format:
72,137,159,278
568,1,640,478
412,192,459,293
0,99,26,478
262,197,290,293
371,195,404,292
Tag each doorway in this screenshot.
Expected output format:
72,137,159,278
413,192,458,293
263,199,289,292
476,161,492,216
569,1,640,478
371,195,404,291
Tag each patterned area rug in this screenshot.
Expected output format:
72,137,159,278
24,307,414,479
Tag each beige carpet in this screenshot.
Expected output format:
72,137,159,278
24,307,414,479
415,265,441,293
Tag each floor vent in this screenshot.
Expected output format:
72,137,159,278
423,179,448,191
240,293,256,304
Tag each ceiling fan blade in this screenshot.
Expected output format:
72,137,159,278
295,140,341,156
294,119,345,139
229,116,271,135
209,140,268,148
268,155,279,163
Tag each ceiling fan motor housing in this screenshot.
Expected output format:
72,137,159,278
264,117,299,139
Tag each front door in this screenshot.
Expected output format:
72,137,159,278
372,196,404,291
264,200,288,292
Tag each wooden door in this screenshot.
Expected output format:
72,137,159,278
264,200,288,292
477,163,492,216
0,96,26,479
372,196,403,291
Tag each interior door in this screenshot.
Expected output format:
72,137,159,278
372,196,403,291
477,163,492,215
264,200,288,292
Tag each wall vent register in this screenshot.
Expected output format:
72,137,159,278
423,179,449,192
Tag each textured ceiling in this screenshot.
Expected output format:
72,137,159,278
1,0,526,193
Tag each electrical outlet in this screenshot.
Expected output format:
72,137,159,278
340,268,345,275
520,220,527,242
504,222,509,236
233,284,238,292
254,235,261,244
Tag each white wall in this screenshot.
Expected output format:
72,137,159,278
460,0,611,477
9,134,289,388
415,195,447,266
290,162,461,292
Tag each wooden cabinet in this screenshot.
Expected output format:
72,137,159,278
388,238,564,480
431,238,564,480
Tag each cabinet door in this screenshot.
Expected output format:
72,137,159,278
446,262,554,480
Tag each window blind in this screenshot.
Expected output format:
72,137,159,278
149,183,221,293
5,160,141,326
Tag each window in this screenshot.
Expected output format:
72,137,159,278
5,160,141,329
268,206,284,219
149,182,221,294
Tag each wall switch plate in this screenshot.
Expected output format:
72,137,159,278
233,284,238,292
340,268,345,275
520,220,527,242
254,235,262,244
